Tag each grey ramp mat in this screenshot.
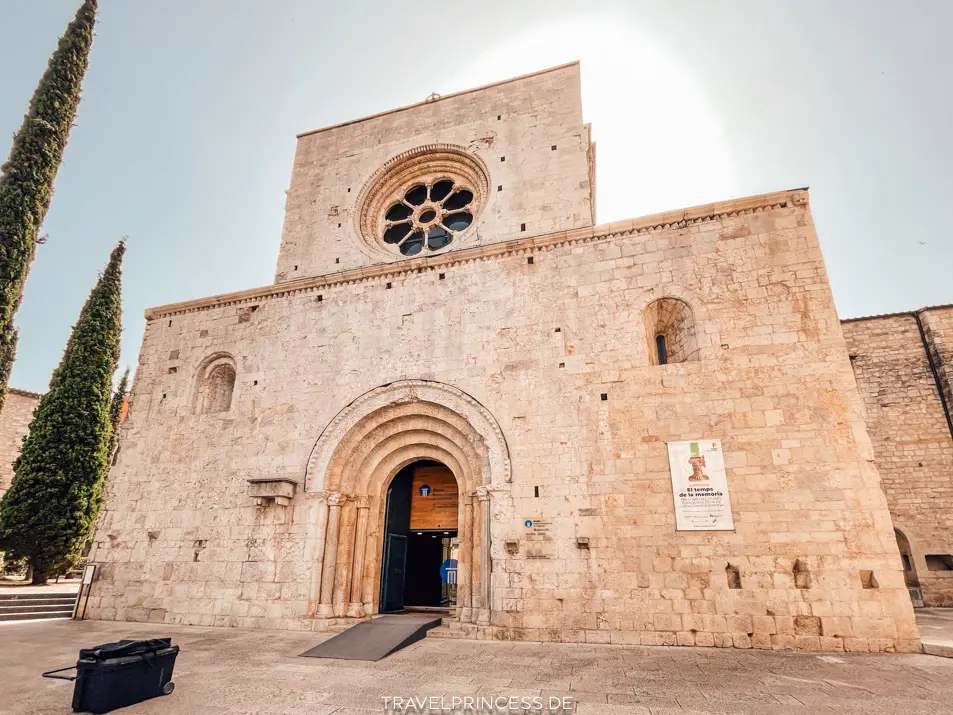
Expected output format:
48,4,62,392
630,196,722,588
299,615,442,661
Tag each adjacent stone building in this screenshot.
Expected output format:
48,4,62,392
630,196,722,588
843,305,953,607
0,388,40,500
86,63,922,653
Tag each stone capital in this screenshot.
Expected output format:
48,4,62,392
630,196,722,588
476,486,490,502
354,495,373,509
327,492,349,507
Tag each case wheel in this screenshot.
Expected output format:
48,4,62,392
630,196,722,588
162,681,175,695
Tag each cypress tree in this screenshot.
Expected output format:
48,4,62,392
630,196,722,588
0,0,98,413
0,330,18,410
0,241,123,585
107,366,129,462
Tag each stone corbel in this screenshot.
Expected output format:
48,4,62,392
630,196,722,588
247,477,297,507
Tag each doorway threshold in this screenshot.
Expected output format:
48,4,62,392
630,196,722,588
402,606,452,614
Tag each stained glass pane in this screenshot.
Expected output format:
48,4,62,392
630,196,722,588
443,189,473,211
383,222,410,244
427,226,452,250
399,231,424,255
430,179,454,202
385,203,412,221
443,211,473,232
405,185,427,206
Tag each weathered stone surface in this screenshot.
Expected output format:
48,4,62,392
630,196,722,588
84,63,920,652
843,306,953,606
0,388,39,499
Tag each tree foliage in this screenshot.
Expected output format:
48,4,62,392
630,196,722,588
0,329,18,415
0,0,98,411
0,241,123,584
107,366,129,462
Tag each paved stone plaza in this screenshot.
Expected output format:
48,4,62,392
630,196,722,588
3,620,953,715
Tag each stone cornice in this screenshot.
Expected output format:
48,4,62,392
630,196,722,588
144,187,806,320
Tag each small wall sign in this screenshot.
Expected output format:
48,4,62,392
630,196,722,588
524,519,533,528
418,484,432,497
440,558,458,584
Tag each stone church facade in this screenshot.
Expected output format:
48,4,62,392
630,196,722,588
86,63,924,653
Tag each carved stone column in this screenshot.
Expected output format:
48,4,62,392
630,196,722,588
317,492,347,617
477,486,491,625
347,496,372,618
333,499,358,617
457,493,474,623
307,493,330,617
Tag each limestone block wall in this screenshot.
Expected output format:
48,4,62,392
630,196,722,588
0,389,39,499
922,307,953,425
274,63,594,282
843,307,953,606
86,188,919,652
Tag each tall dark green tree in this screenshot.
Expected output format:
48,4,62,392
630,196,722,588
0,241,123,585
0,0,98,414
0,330,18,405
107,366,129,462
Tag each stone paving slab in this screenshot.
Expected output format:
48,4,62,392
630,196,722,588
916,608,953,657
2,619,953,715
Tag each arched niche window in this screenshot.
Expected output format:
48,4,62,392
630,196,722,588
194,354,236,414
644,297,699,366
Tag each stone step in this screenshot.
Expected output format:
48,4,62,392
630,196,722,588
923,642,953,659
426,625,468,639
0,597,76,607
0,609,73,622
0,603,74,614
0,592,78,602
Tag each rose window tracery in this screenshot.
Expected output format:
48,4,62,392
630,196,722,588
382,179,475,256
354,145,490,258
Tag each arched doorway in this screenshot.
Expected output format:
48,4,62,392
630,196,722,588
380,460,459,613
303,381,510,625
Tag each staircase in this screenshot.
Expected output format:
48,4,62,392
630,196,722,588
0,591,76,622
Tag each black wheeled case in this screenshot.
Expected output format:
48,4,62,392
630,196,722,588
43,638,179,713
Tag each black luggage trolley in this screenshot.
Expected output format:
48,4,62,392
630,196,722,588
42,638,179,713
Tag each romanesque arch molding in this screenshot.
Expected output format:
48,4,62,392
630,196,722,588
303,380,509,624
305,380,511,492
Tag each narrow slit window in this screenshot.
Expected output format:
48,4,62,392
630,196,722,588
656,334,668,365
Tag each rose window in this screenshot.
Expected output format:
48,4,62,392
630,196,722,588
355,145,489,258
382,180,475,256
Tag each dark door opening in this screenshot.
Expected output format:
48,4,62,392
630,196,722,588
405,531,458,608
379,461,459,613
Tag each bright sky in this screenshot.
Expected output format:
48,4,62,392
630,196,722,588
1,1,951,393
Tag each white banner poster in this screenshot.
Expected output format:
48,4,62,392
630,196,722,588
667,439,734,531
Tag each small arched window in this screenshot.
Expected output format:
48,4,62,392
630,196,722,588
195,354,236,414
644,297,698,365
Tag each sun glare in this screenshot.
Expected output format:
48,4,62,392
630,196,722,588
446,17,737,223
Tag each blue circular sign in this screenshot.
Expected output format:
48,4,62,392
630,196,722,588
524,519,533,528
418,484,432,497
440,558,458,584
